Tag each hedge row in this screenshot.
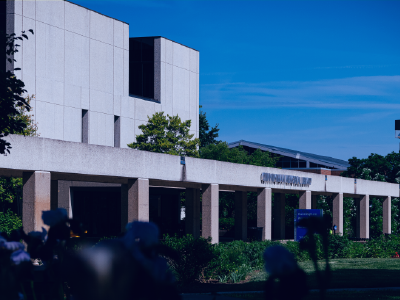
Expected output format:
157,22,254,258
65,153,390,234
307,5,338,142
161,234,400,284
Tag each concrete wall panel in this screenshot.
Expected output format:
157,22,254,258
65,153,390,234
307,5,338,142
105,114,114,147
121,96,135,118
165,39,173,65
35,21,46,79
23,0,35,19
114,95,121,116
88,111,98,145
64,84,81,109
104,93,113,115
189,49,197,73
114,47,124,96
183,69,190,111
123,50,129,97
160,62,166,103
63,106,81,142
113,19,124,48
54,104,64,140
36,0,65,29
47,25,65,82
182,46,190,71
22,17,36,95
89,11,113,45
90,40,113,94
160,37,166,63
65,1,89,37
65,31,90,88
165,63,173,109
123,23,129,51
10,0,23,15
120,117,135,148
81,88,89,110
172,66,184,112
135,98,155,121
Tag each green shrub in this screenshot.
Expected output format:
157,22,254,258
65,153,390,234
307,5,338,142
161,234,215,284
0,209,22,236
327,235,352,259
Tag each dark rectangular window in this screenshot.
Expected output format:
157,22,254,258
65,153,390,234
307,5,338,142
82,109,88,143
299,160,307,168
129,37,155,100
114,116,120,148
396,120,400,130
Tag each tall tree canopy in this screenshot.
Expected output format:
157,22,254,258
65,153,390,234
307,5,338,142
199,105,220,148
1,30,34,154
128,112,200,157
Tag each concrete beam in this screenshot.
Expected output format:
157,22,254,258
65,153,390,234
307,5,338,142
23,171,51,233
257,188,272,240
185,188,200,238
299,191,311,209
383,196,391,234
202,184,219,244
356,195,369,239
234,191,247,241
273,193,285,240
332,193,343,235
121,178,149,231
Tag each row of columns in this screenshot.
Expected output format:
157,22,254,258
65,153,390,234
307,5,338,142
21,171,392,242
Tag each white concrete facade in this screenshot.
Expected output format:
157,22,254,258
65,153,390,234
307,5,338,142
5,0,199,148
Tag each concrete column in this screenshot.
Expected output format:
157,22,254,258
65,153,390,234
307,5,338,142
234,191,247,241
185,188,200,238
23,171,51,233
273,193,285,240
311,195,318,209
383,196,391,234
50,180,73,218
356,195,369,239
202,184,219,244
121,178,149,232
299,191,311,209
332,193,343,235
257,188,272,240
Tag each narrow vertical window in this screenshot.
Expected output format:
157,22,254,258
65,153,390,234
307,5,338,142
82,109,88,143
114,115,120,148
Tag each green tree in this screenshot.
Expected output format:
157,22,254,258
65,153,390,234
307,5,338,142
128,112,200,157
1,30,34,154
199,105,220,148
343,154,400,236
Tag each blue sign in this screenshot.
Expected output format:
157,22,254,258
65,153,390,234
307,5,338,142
294,209,323,242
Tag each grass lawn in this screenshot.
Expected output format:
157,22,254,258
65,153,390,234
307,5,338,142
229,290,400,300
179,258,400,293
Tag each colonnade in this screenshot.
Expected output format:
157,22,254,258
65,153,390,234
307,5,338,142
22,171,392,243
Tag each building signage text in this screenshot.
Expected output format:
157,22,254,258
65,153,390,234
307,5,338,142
260,172,312,186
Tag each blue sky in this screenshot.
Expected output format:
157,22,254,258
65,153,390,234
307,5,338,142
73,0,400,161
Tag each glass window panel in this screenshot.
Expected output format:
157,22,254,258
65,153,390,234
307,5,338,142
129,39,141,61
142,62,154,99
129,62,142,96
141,38,154,62
310,162,318,168
290,160,299,168
299,160,306,168
283,162,290,168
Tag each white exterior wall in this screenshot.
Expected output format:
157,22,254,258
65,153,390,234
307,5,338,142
7,1,199,149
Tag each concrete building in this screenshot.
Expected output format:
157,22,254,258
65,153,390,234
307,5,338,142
1,1,398,243
229,140,350,175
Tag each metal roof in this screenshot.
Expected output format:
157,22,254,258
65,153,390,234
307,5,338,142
228,140,350,170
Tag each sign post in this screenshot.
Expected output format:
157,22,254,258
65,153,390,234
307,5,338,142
294,209,323,242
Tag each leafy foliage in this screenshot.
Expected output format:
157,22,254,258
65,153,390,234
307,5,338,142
0,209,22,236
161,234,215,284
1,30,34,154
199,105,220,148
128,112,200,157
200,142,279,167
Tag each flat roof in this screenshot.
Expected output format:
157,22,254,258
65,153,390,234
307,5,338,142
228,140,350,170
130,36,199,52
